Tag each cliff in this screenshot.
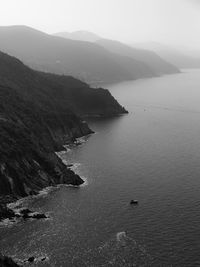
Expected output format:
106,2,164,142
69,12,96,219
0,51,127,200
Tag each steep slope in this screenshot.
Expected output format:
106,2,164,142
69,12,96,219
0,51,127,199
133,42,200,69
97,39,180,75
0,25,152,84
39,72,128,116
54,30,101,42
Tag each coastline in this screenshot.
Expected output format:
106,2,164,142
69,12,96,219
0,134,91,265
90,69,181,88
0,135,90,225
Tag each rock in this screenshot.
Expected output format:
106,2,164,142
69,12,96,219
31,213,47,219
70,174,84,186
75,141,82,146
24,256,49,263
19,208,47,220
20,209,32,216
22,214,30,219
29,190,37,195
20,209,32,219
27,257,35,263
0,204,48,221
0,204,15,221
67,164,73,168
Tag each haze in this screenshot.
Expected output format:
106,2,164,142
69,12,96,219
0,0,199,49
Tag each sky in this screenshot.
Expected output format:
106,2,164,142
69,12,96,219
0,0,199,49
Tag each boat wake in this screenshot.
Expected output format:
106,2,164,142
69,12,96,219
70,232,153,266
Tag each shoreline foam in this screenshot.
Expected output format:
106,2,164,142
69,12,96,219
1,136,90,227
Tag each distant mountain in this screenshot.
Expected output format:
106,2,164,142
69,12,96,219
133,42,200,69
97,39,180,75
0,26,179,85
54,30,101,42
0,51,127,199
0,25,149,84
53,30,179,75
53,31,157,79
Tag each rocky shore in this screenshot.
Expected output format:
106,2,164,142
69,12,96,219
0,204,48,222
0,51,128,264
0,51,127,206
0,136,87,224
0,254,50,266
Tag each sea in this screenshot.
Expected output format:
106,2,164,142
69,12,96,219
0,69,200,266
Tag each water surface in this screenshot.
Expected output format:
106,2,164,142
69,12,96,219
1,70,200,266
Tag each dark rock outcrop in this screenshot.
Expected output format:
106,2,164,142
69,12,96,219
0,205,48,222
27,257,35,263
19,209,47,219
0,204,15,221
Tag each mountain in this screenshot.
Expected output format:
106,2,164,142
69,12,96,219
54,30,101,42
133,42,200,69
0,25,152,84
96,39,180,75
0,51,127,200
0,26,178,85
53,29,179,76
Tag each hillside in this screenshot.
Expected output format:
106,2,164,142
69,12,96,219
133,42,200,68
54,30,101,42
53,30,179,75
0,25,151,84
97,39,180,75
0,26,178,85
0,51,127,199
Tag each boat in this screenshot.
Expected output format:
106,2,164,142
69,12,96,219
130,200,138,205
